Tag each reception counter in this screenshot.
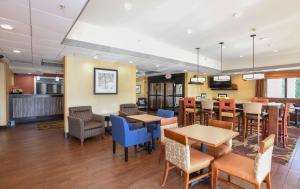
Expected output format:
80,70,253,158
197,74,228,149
9,94,64,123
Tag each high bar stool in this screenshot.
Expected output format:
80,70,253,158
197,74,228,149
183,97,196,126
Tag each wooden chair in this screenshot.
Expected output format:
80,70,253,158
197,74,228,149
243,102,267,144
159,117,178,163
219,99,241,132
162,129,214,189
212,134,275,189
200,99,215,125
183,97,196,126
279,103,291,148
191,119,233,159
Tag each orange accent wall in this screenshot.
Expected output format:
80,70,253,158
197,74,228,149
14,74,34,94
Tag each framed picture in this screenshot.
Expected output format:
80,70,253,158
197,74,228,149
136,85,141,94
201,93,207,99
94,68,118,94
218,93,228,98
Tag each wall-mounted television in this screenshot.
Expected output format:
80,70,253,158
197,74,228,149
209,76,232,89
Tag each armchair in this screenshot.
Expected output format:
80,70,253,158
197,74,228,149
68,106,105,145
119,103,146,128
110,115,152,162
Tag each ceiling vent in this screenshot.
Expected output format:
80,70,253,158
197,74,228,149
144,71,160,75
41,59,63,67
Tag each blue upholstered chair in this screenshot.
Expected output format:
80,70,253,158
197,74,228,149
148,109,175,141
110,115,152,162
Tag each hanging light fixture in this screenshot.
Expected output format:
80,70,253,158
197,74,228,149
243,34,265,80
213,42,230,81
190,48,206,83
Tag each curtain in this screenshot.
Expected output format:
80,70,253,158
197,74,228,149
255,79,267,97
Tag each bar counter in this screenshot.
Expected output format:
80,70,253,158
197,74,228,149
9,94,64,123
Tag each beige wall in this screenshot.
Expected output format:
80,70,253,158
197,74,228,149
136,76,147,101
0,62,13,126
64,56,136,132
185,72,256,100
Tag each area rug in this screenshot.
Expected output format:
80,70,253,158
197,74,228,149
37,120,64,130
232,126,299,165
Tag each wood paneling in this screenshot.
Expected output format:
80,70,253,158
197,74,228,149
266,70,300,79
14,74,34,94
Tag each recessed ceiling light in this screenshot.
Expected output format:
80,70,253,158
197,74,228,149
239,55,244,58
28,73,32,75
93,55,98,59
155,65,160,68
13,49,21,54
273,50,279,53
129,61,133,64
186,29,193,34
136,70,138,73
233,12,243,18
1,24,13,30
203,73,207,75
184,70,187,72
222,46,226,49
124,2,133,10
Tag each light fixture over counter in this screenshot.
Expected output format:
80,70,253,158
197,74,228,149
243,33,265,80
190,48,206,84
213,42,231,82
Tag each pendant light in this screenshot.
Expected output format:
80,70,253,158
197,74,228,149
190,48,206,83
243,34,265,80
213,42,230,81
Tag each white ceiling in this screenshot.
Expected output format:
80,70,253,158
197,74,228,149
2,0,300,75
67,0,300,72
0,0,88,74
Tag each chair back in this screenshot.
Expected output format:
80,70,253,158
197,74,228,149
201,99,214,110
208,119,233,130
160,117,178,142
110,115,129,145
219,99,235,111
164,129,190,171
252,97,269,103
254,134,275,183
69,106,93,121
208,119,233,147
157,109,174,118
243,102,262,115
120,103,139,115
184,97,196,109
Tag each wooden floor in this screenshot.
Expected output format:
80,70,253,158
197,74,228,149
0,122,300,189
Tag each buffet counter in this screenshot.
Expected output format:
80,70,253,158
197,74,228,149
9,94,64,123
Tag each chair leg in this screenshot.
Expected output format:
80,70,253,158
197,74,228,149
113,140,116,154
184,172,189,189
243,114,247,142
255,184,261,189
266,173,271,189
213,167,219,189
159,145,164,164
210,165,214,189
80,138,84,146
161,160,170,186
124,147,128,162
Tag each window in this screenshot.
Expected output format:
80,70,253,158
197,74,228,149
267,78,300,98
267,79,285,98
287,78,300,98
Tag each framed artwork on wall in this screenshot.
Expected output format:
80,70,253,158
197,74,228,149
136,85,141,94
94,68,118,94
201,93,207,99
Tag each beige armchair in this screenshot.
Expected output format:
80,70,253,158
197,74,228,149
68,106,105,145
119,103,146,128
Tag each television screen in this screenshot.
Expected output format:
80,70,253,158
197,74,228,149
209,76,232,89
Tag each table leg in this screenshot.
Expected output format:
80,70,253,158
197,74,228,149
296,110,299,127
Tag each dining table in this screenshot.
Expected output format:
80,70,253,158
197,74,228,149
127,114,163,149
173,124,239,185
178,99,284,145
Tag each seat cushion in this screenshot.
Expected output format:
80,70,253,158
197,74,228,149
189,148,214,173
191,143,231,159
84,121,102,130
214,153,257,184
221,111,240,117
